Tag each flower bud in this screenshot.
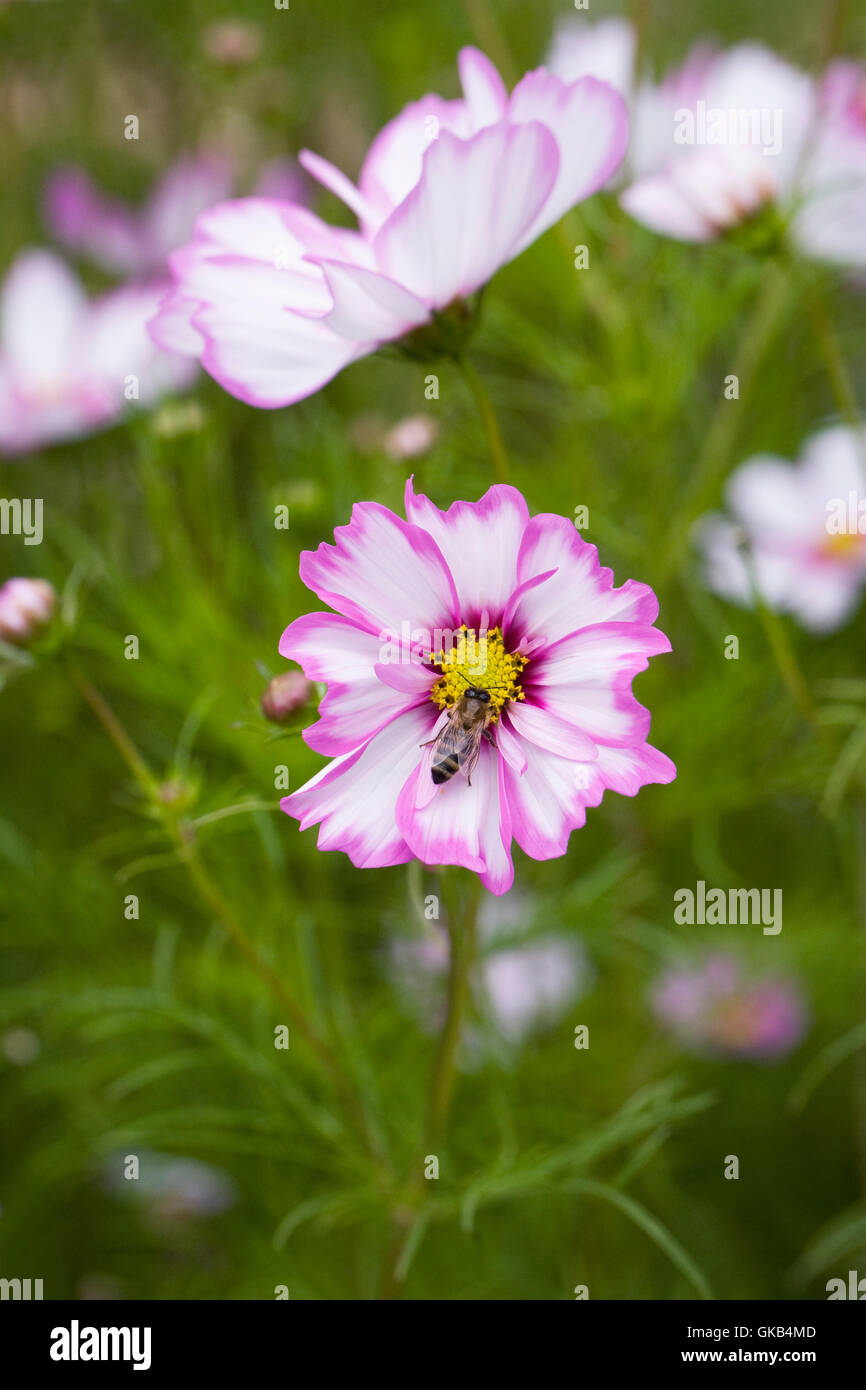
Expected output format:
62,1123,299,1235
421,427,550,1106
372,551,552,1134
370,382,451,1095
261,670,312,723
0,577,56,645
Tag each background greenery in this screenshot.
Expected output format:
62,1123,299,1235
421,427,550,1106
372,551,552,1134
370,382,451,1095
1,0,865,1300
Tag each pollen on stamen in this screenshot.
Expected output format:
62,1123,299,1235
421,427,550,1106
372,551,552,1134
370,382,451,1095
427,624,527,722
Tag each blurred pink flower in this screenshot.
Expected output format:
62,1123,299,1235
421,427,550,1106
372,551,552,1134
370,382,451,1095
0,250,195,455
44,155,308,279
620,43,815,245
279,480,674,895
391,923,587,1044
558,32,866,266
652,954,808,1060
45,156,234,278
0,577,55,644
697,425,866,633
149,47,628,407
384,414,439,460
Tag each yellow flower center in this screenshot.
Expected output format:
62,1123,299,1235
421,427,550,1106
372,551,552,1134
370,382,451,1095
823,530,865,562
427,625,527,722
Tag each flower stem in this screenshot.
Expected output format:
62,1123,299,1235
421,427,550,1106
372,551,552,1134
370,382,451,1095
459,356,509,484
380,868,480,1297
740,557,827,743
804,282,863,433
425,873,480,1147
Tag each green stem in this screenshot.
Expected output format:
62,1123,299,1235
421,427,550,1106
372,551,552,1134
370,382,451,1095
804,282,863,433
742,553,827,742
459,356,509,484
380,869,480,1298
425,876,479,1148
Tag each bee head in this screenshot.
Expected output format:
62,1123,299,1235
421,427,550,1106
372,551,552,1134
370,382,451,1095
464,687,491,702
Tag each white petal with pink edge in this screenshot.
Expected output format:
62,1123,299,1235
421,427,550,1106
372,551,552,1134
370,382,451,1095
396,739,514,894
373,123,559,307
527,622,671,747
510,514,659,647
404,478,531,624
282,705,435,869
299,502,459,638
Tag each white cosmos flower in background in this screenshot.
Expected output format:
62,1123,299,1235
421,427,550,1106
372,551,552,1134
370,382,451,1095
549,17,866,265
0,250,195,455
696,425,866,633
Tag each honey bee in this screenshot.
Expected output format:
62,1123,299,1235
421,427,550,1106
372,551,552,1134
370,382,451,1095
427,684,501,786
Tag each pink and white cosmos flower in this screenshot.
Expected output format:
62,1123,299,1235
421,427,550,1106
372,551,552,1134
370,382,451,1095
619,42,815,246
148,48,629,408
45,155,307,280
697,426,866,633
550,31,866,266
280,481,675,895
0,250,195,455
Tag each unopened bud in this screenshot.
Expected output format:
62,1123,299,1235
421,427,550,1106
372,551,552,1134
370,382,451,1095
0,577,56,645
261,670,312,723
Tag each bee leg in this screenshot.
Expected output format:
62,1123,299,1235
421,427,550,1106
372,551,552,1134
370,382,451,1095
419,738,438,748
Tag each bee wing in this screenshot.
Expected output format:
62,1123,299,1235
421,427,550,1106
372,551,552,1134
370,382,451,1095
458,721,485,779
432,708,467,760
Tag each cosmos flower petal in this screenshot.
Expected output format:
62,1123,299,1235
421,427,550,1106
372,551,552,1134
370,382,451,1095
299,501,460,636
457,46,509,126
357,94,470,231
190,260,366,408
507,72,629,250
396,740,514,893
511,513,659,645
43,168,146,276
280,612,427,754
283,706,434,868
620,172,716,241
374,122,559,306
1,250,87,385
404,477,531,622
579,741,678,805
528,621,671,747
144,156,234,266
506,699,598,761
316,260,431,343
501,738,589,860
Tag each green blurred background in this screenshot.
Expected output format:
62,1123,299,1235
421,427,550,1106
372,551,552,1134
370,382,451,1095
1,0,865,1300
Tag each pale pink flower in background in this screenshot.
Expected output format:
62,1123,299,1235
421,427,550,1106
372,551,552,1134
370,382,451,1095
391,916,589,1045
44,155,307,279
652,954,808,1060
384,414,439,460
0,577,55,644
149,47,628,407
697,426,866,633
620,42,816,246
279,480,674,895
795,60,866,268
0,251,196,455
